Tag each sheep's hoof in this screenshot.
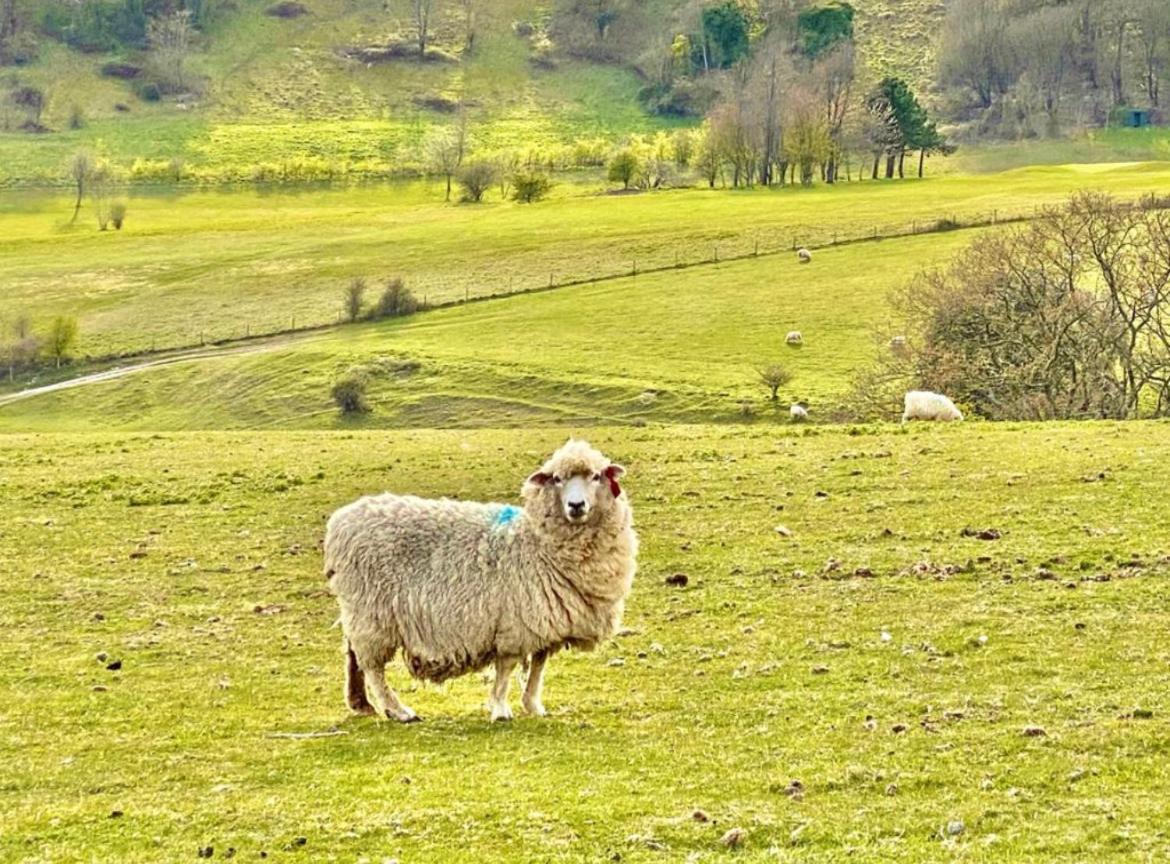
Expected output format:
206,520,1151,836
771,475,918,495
490,704,514,722
522,699,546,717
349,704,377,717
387,709,421,724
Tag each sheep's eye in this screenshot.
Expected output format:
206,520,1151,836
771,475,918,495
552,476,562,485
592,473,602,482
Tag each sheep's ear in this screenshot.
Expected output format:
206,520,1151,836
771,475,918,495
526,471,552,487
604,464,625,497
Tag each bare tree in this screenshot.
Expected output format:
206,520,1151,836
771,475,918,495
939,0,1020,108
1134,0,1170,107
864,193,1170,420
1012,5,1079,134
1100,1,1134,107
68,150,94,224
815,41,854,183
405,0,439,56
147,10,194,92
460,0,475,51
425,117,467,201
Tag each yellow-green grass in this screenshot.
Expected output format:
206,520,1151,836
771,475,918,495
3,423,1170,861
0,229,986,431
5,161,1170,362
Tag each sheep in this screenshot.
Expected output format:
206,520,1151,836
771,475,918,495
902,390,963,423
786,331,803,346
790,403,809,422
889,335,907,355
324,439,638,723
797,248,812,263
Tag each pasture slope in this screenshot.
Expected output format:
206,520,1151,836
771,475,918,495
2,424,1170,862
0,229,978,431
5,162,1170,359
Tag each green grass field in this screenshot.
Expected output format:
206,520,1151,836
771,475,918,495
3,423,1169,862
6,161,1170,362
0,229,978,431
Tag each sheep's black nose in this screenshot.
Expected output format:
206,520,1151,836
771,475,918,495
568,500,586,515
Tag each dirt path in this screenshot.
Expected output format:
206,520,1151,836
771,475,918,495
0,334,317,408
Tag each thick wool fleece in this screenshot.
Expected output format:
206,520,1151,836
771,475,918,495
324,441,637,683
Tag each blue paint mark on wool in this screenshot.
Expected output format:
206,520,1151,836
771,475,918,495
493,505,521,527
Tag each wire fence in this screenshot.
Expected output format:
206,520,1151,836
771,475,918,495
80,196,1169,364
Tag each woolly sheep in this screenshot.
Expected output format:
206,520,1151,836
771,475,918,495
790,403,809,422
902,390,963,423
889,335,907,354
797,248,812,263
786,331,803,346
324,439,638,723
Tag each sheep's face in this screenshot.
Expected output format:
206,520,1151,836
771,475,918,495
524,440,626,527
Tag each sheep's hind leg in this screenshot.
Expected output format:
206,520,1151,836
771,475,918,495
344,641,375,716
361,657,420,724
489,656,519,722
522,649,549,717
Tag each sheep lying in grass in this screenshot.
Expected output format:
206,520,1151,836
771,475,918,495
797,248,812,263
324,440,638,723
786,331,803,346
902,390,963,423
790,403,809,422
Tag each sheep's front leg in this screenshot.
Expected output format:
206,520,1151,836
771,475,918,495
522,649,549,717
488,656,519,722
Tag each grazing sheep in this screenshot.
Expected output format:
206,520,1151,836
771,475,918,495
790,403,809,422
324,440,638,723
889,335,907,354
786,331,803,346
797,248,812,263
902,390,963,423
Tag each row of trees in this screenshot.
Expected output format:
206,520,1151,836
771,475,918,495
941,0,1170,133
1,315,80,379
69,151,128,229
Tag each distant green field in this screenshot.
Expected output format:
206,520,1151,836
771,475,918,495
0,229,977,431
3,423,1170,862
5,161,1170,362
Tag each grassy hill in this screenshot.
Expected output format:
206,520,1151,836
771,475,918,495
5,161,1170,364
3,423,1170,861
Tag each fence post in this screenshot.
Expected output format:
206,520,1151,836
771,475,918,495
549,273,555,287
754,239,759,256
714,244,719,262
632,260,637,276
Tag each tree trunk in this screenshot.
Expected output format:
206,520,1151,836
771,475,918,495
71,181,83,223
918,149,926,179
445,173,451,201
872,154,879,180
898,149,905,179
885,153,896,179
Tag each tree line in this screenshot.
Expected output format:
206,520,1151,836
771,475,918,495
0,315,80,380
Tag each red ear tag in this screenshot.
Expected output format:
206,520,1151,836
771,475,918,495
608,478,622,498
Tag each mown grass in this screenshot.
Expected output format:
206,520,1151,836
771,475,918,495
5,161,1170,361
2,423,1169,862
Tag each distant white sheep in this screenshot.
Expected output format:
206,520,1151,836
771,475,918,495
902,390,963,423
797,248,812,263
786,331,803,346
324,440,638,723
790,403,809,422
889,336,907,354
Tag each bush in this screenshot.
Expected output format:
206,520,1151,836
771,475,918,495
344,277,366,322
757,363,793,401
371,278,422,319
607,149,641,190
136,81,162,102
457,160,498,202
511,171,551,204
109,201,127,230
331,371,371,414
68,105,86,129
